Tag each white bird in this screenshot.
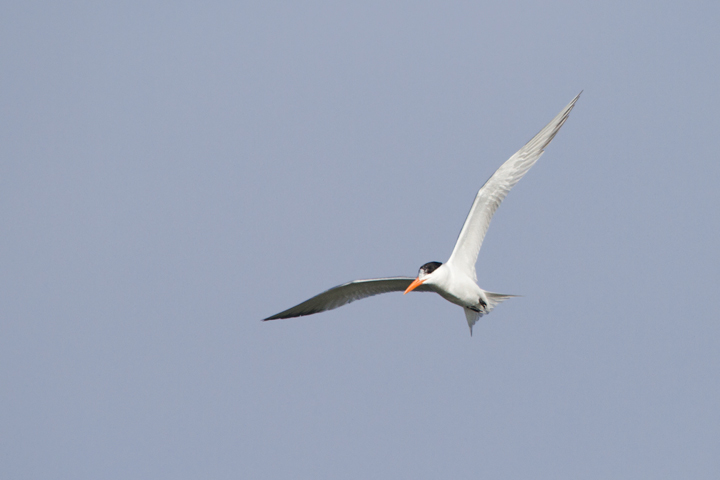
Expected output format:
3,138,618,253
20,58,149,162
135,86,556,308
264,93,581,334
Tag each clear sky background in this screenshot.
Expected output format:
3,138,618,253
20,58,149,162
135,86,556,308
2,1,719,479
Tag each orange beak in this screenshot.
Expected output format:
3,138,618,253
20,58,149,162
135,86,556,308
404,278,426,294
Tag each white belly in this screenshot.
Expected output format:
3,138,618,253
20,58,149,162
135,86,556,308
430,265,487,309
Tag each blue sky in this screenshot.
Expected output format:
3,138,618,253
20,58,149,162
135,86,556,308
2,1,719,478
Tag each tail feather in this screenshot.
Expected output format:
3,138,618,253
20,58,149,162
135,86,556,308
484,291,518,312
464,308,482,336
464,292,518,336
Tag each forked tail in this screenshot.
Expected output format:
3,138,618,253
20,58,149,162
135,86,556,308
465,292,519,336
484,291,518,312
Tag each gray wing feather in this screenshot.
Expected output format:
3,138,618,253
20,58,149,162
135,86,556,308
264,277,434,320
447,93,581,280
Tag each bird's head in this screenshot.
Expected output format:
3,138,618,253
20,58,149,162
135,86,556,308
404,261,443,294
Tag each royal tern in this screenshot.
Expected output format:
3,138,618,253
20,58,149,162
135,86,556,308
264,93,581,334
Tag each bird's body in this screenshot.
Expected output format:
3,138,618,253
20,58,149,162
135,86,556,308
264,93,581,334
423,263,486,311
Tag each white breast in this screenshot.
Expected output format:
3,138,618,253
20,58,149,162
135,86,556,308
427,264,485,309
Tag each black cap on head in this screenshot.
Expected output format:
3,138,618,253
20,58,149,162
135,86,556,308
419,261,442,275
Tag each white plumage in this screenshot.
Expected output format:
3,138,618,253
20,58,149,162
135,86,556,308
264,93,581,334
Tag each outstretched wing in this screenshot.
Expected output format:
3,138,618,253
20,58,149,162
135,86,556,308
446,93,581,280
264,277,435,320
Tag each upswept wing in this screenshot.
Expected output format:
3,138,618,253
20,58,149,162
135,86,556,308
263,277,434,320
446,93,581,280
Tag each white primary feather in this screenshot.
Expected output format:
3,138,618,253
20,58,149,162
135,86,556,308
447,92,581,281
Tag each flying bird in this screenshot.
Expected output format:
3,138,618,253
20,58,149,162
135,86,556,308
264,93,581,334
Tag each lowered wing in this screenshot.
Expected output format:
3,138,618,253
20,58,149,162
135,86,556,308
264,277,435,320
